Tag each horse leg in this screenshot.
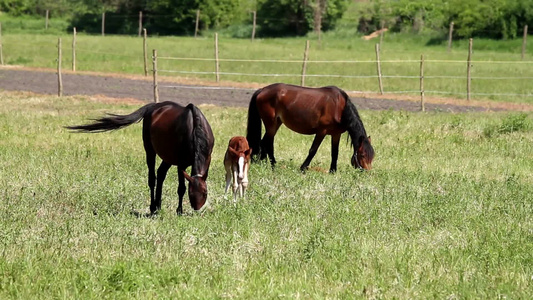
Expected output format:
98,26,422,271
242,181,247,199
261,119,282,167
242,162,249,199
300,133,326,172
177,169,186,215
329,133,341,173
224,164,232,195
145,150,157,213
152,161,171,214
238,180,244,198
143,124,158,214
232,165,239,204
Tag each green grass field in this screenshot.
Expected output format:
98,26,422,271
0,91,531,298
1,31,532,104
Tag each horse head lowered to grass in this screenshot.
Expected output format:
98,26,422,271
246,83,374,172
66,101,215,215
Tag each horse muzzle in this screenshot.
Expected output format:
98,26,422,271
193,198,210,214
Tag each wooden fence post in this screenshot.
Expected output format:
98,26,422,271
380,20,385,46
72,27,76,72
375,43,384,95
420,54,425,112
0,23,4,66
251,11,256,42
143,28,148,76
45,10,49,30
152,49,159,103
57,38,63,97
195,10,200,38
101,12,105,36
214,33,220,82
467,38,473,101
138,11,143,37
301,40,310,86
522,25,528,60
448,22,454,52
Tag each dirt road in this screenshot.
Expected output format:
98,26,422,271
0,67,511,112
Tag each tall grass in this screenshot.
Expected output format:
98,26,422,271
0,30,532,104
0,91,531,298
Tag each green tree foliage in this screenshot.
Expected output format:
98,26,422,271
0,0,34,16
1,0,531,38
256,0,349,36
68,0,252,35
0,0,110,17
358,0,533,40
145,0,246,35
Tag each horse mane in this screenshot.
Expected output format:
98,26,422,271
338,89,373,155
187,104,211,174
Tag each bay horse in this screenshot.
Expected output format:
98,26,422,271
223,136,252,204
246,83,374,173
66,101,215,215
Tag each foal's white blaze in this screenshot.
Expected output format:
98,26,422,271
238,156,245,179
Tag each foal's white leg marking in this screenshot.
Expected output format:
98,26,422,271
242,162,249,199
232,165,239,204
238,157,244,179
237,157,245,198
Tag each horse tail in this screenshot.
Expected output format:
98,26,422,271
246,88,263,159
65,102,159,132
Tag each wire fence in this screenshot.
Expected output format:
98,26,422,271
152,38,533,110
1,28,532,109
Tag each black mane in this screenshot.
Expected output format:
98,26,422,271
339,89,375,159
187,104,212,174
339,89,367,142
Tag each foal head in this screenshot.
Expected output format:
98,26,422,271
228,146,252,179
183,171,209,213
351,136,374,170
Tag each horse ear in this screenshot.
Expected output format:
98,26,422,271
182,171,193,183
368,136,372,143
244,148,252,158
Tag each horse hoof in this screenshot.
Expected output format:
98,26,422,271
149,206,160,214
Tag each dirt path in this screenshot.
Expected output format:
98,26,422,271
0,67,526,112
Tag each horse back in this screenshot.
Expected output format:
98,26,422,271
257,83,347,135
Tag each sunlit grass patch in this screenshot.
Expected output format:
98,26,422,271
0,92,531,298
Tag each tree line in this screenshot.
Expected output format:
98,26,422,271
0,0,531,39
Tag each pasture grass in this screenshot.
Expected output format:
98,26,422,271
0,31,532,104
0,14,70,35
0,92,532,298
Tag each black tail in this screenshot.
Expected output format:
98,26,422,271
65,102,159,132
246,88,263,159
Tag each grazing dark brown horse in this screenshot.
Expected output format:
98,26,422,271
246,83,374,172
66,101,215,215
223,136,252,204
